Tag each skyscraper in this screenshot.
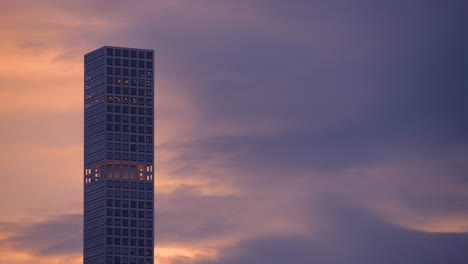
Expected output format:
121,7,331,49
84,46,154,264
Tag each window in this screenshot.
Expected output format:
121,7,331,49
146,145,152,153
107,48,113,56
115,49,122,56
123,49,129,57
146,51,153,60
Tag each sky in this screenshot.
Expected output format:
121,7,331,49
0,0,467,263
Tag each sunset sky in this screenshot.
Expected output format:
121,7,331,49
0,0,467,263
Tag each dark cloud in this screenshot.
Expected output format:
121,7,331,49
0,214,82,256
155,186,246,244
198,200,468,264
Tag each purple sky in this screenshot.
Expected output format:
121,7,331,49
0,0,467,263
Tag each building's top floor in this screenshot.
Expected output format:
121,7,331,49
85,46,154,64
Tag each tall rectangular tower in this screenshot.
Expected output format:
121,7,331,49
84,46,154,264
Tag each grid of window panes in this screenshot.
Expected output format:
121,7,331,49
104,47,154,164
84,46,154,264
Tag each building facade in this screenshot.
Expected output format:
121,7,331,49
84,46,154,264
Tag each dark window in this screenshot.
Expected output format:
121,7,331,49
107,48,113,56
115,68,121,75
146,145,152,153
115,49,121,56
131,60,137,67
146,61,152,69
115,86,121,94
107,86,113,93
107,58,113,65
131,50,137,58
146,51,153,60
138,51,144,58
123,49,129,57
123,59,129,67
107,67,113,74
115,58,121,66
146,117,152,125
